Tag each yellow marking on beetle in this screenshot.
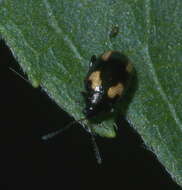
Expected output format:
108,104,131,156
101,51,113,61
107,83,124,98
88,71,102,90
126,62,133,73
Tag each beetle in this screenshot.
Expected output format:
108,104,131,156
82,50,133,119
42,51,133,163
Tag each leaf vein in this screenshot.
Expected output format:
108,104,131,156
8,20,40,65
144,0,182,131
145,45,182,132
43,0,84,62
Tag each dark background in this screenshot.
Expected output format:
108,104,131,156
0,40,181,190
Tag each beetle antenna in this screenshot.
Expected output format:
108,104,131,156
88,127,102,164
9,67,30,84
42,117,102,164
42,117,87,140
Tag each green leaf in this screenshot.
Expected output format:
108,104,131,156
0,0,182,186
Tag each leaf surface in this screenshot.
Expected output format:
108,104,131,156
0,0,182,186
